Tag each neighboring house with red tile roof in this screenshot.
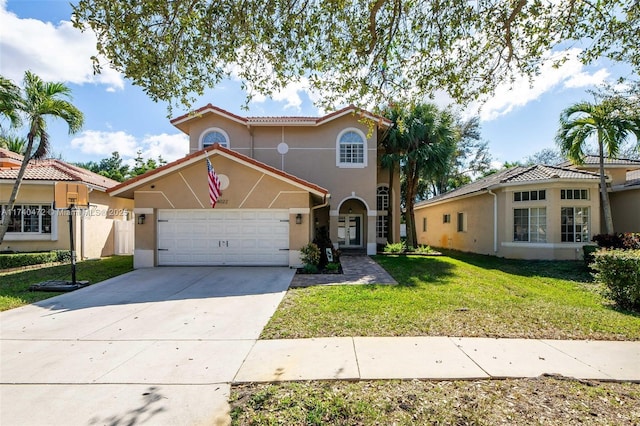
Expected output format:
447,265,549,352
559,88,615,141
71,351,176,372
0,148,134,258
109,105,399,268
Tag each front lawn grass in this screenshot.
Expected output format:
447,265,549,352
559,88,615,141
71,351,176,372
231,377,640,425
262,251,640,340
0,255,133,311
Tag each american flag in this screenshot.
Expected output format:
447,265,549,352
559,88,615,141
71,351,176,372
206,158,221,208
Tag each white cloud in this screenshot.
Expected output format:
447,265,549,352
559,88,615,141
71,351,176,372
473,49,610,121
136,133,190,163
71,130,138,157
70,130,188,164
0,2,123,90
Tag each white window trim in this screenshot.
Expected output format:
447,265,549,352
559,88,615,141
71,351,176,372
2,202,57,241
199,127,230,150
336,127,368,168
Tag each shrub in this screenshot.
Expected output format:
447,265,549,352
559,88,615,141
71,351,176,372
0,250,71,269
300,243,320,266
591,249,640,311
324,262,340,272
302,263,318,274
383,242,406,253
415,245,436,254
592,233,640,250
582,245,600,269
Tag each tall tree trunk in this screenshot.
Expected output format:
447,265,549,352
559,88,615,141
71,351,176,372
598,136,615,234
405,159,419,249
0,134,35,244
387,159,395,243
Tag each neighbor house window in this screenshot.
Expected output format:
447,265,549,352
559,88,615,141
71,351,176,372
443,214,451,223
457,212,467,232
561,189,589,200
423,217,427,232
2,204,52,234
514,190,546,202
337,128,367,167
200,128,229,149
513,207,546,242
561,207,590,242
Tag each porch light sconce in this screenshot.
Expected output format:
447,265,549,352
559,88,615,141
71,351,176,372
137,214,146,225
315,217,319,226
295,213,302,224
348,208,353,214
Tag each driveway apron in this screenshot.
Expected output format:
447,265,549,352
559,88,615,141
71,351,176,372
1,266,293,426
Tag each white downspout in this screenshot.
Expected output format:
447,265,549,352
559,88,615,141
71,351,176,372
488,189,497,253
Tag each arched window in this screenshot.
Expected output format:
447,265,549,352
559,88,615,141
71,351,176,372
200,128,229,149
336,128,367,167
377,185,389,211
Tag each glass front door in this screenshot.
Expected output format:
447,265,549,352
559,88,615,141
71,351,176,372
337,215,362,247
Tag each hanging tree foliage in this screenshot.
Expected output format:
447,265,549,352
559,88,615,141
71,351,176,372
71,0,640,111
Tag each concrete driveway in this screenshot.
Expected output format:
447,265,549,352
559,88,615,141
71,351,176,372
1,266,294,425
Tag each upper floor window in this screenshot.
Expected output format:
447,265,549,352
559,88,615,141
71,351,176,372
377,185,389,211
443,214,451,224
514,190,546,202
200,128,229,149
336,128,367,167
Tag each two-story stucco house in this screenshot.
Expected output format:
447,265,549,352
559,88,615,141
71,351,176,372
108,104,400,268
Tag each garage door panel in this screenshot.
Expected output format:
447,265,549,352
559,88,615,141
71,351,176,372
157,209,290,266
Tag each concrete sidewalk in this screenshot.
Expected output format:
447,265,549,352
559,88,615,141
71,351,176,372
234,336,640,383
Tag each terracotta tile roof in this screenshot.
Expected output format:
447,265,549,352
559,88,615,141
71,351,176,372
0,149,120,191
108,143,329,197
558,156,640,168
170,104,392,130
416,165,600,207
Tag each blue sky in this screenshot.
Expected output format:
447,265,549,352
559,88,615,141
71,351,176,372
1,0,633,167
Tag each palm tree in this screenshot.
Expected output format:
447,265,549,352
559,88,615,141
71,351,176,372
0,71,84,243
0,134,27,154
0,76,23,130
385,103,456,249
556,97,640,234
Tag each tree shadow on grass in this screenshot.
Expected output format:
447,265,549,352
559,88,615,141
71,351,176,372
435,248,593,283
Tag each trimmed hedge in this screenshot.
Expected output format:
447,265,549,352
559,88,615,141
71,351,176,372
591,249,640,311
0,250,71,269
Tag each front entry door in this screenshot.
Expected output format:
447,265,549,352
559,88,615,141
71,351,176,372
338,215,362,248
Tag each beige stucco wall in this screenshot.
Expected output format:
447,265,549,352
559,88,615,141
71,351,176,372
177,111,398,254
610,188,640,232
129,155,314,267
416,192,495,255
415,181,602,260
1,182,133,258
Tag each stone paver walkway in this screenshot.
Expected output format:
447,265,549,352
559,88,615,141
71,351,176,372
289,255,397,287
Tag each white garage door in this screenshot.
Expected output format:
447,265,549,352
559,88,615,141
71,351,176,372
157,209,290,266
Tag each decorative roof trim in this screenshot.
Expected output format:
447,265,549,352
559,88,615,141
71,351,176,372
170,104,392,131
107,143,329,198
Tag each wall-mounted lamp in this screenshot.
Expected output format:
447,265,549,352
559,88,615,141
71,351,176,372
348,208,353,214
295,213,302,224
315,216,319,226
137,214,146,225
